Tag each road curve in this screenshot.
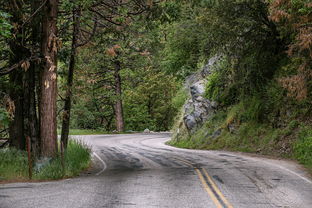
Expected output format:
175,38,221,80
1,133,311,208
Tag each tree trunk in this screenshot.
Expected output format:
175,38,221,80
23,65,39,156
114,60,124,132
26,0,41,158
61,8,80,149
9,72,25,149
40,0,59,157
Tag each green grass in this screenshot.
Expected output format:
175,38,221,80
0,148,28,181
294,126,312,171
68,129,107,135
169,106,312,173
0,139,91,181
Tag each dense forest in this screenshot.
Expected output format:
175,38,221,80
0,0,311,170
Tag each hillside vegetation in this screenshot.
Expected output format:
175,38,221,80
167,0,312,172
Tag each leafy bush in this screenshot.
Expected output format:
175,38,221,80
204,57,240,106
161,20,203,79
172,87,188,111
205,69,224,101
241,96,264,122
0,11,12,38
294,127,312,169
0,107,9,128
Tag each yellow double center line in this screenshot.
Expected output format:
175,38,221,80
174,157,233,208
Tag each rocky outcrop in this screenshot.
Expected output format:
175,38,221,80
182,55,221,133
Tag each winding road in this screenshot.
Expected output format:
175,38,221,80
1,133,312,208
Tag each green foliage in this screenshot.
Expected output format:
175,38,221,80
240,96,264,122
65,140,91,174
0,140,91,181
0,11,12,38
294,127,312,169
288,120,299,130
161,20,203,79
205,70,224,101
0,107,9,128
172,87,188,111
171,95,312,171
154,0,312,172
167,138,196,149
161,1,181,21
68,129,107,135
0,148,28,180
204,57,240,105
59,10,181,132
35,139,91,180
206,0,282,96
124,70,178,131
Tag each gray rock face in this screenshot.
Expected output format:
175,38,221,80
182,55,221,133
201,55,222,78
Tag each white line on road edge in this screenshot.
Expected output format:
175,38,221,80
260,160,312,185
92,152,107,176
164,140,312,185
217,152,312,185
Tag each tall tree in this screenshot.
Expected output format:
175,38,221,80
25,0,41,157
61,7,81,149
1,0,41,154
113,58,124,132
40,0,59,157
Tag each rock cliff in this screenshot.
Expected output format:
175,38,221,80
173,55,221,139
183,55,221,132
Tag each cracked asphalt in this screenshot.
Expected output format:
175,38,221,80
0,133,312,208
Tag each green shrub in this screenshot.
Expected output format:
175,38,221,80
205,58,234,105
241,96,264,122
205,70,224,101
0,107,9,128
172,87,188,110
0,148,28,180
35,139,91,179
0,11,12,38
294,127,312,169
0,139,91,181
34,157,64,180
288,120,299,130
64,139,91,176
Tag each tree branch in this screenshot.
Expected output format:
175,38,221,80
0,56,40,76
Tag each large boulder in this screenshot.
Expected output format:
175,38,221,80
182,55,221,133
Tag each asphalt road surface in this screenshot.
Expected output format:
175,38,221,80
1,133,312,208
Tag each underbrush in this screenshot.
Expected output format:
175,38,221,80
0,148,28,181
0,139,91,181
170,99,312,173
294,127,312,170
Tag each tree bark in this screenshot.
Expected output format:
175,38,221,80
114,60,124,132
9,72,25,149
40,0,59,157
61,8,80,149
26,0,41,157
